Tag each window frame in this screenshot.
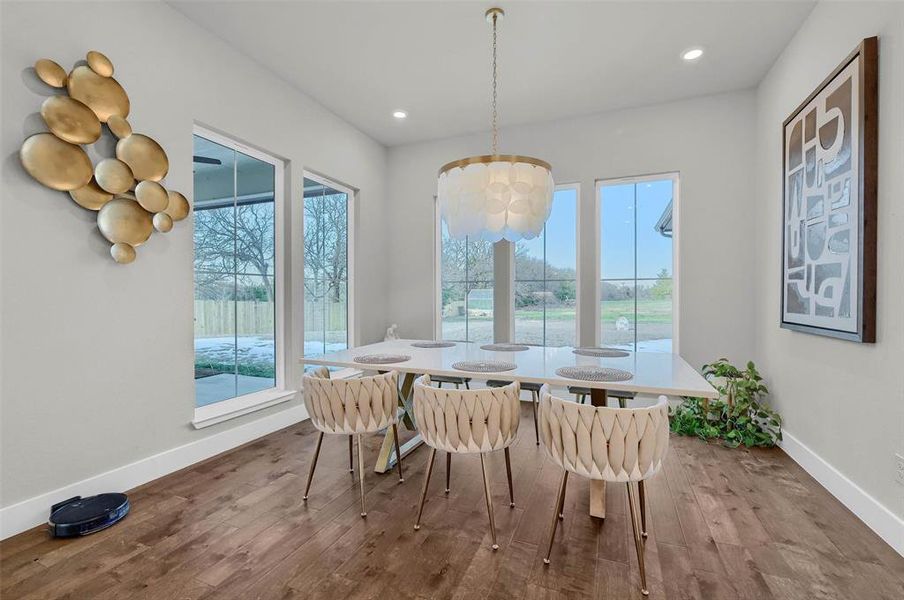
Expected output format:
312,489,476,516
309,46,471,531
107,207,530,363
594,172,680,353
192,125,289,428
511,182,581,347
301,171,357,361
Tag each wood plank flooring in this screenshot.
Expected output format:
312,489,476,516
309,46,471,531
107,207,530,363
2,405,902,599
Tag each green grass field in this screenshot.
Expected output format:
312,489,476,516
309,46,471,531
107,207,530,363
505,299,672,323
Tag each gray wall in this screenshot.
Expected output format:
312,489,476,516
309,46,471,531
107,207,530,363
386,90,758,371
0,1,389,507
754,1,904,519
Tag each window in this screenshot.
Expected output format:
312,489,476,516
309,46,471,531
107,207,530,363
598,174,676,352
303,174,354,359
514,185,578,346
438,220,494,343
193,131,282,408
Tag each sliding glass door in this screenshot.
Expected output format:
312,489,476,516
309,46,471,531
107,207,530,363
303,174,354,358
193,132,281,407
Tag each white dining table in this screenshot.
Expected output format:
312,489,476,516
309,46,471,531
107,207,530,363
300,339,718,519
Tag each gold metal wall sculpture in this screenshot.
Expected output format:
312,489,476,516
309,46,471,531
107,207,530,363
20,51,191,264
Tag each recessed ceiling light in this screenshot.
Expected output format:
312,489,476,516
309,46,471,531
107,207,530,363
682,48,704,61
393,110,408,119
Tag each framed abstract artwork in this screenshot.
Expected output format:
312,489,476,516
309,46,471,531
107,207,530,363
781,37,878,342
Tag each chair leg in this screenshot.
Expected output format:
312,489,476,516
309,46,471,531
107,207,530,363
531,390,540,445
479,454,499,550
627,482,649,595
445,452,451,493
437,381,443,389
348,435,354,472
464,380,470,390
618,397,627,409
557,468,569,521
392,423,405,483
357,434,367,517
504,447,515,507
577,393,586,405
639,479,647,538
543,470,569,564
454,382,460,389
303,431,324,501
414,447,437,530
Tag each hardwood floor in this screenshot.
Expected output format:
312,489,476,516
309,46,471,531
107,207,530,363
2,406,903,599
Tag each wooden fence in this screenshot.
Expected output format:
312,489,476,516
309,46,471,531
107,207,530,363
194,300,274,336
194,300,347,337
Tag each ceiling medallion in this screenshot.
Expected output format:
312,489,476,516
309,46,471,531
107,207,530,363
20,50,191,264
437,7,554,242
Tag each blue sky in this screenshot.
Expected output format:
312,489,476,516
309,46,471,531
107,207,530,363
600,179,673,280
517,180,673,279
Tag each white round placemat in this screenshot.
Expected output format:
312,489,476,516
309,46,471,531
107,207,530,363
572,347,630,358
411,341,457,348
555,366,633,381
480,343,530,352
452,360,517,372
353,353,411,365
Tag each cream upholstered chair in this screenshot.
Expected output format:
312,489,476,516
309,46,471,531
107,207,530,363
486,379,542,444
301,367,404,517
538,385,669,596
412,375,520,550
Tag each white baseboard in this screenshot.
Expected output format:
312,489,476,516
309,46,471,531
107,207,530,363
779,429,904,556
0,404,309,540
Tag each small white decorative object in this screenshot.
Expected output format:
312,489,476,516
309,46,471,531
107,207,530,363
384,323,399,341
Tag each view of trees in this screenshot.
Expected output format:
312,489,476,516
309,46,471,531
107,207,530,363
194,202,275,302
513,242,577,308
440,236,579,308
303,191,348,304
601,268,672,302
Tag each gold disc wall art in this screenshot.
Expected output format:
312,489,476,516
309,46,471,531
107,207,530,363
67,65,129,123
95,158,134,194
86,51,114,77
41,95,102,144
116,134,168,181
35,59,67,88
164,191,190,221
20,133,93,191
135,180,168,213
107,115,131,139
21,51,191,264
70,179,114,211
97,197,153,247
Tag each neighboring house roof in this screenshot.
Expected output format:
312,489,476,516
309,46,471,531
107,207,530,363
655,200,673,237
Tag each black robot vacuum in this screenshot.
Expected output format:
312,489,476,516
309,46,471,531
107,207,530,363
48,493,130,537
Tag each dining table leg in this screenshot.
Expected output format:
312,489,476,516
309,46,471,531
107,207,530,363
374,372,423,474
589,387,608,519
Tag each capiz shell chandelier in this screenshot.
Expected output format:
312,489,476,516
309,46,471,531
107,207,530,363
437,7,554,242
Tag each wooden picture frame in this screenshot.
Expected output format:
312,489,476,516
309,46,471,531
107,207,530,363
780,36,878,342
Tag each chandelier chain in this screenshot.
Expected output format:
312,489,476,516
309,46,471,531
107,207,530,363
491,11,498,154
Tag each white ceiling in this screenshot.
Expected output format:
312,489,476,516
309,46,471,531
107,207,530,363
170,0,815,147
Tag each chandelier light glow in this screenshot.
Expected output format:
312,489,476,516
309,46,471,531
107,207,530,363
437,7,554,242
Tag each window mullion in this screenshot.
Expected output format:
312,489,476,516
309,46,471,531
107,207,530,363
232,149,239,396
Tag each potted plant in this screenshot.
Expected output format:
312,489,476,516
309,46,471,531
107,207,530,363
670,358,782,448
